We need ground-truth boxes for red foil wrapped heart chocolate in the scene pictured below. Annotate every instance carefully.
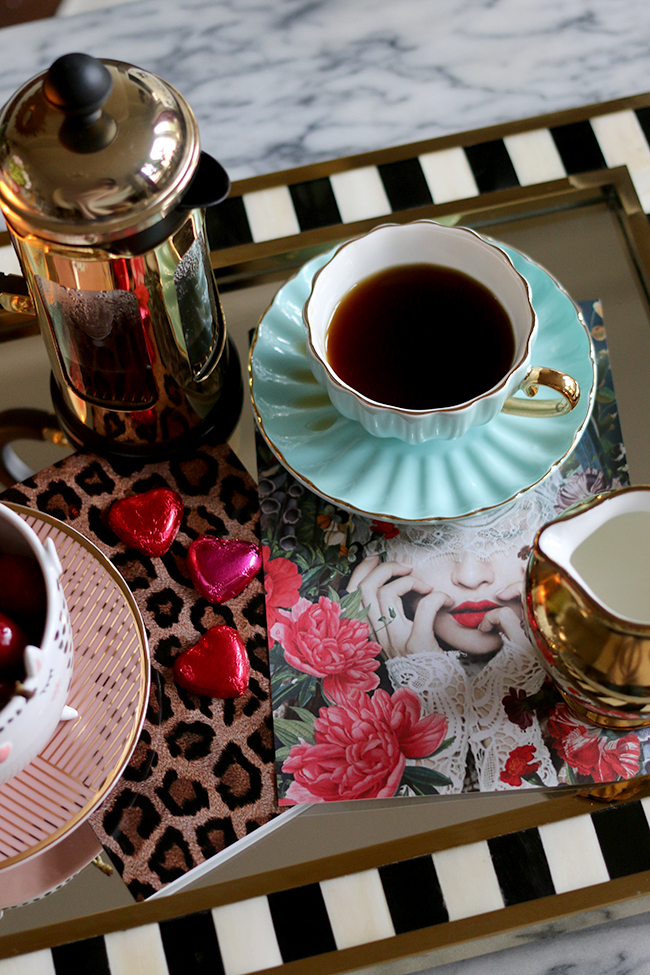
[108,487,184,556]
[173,625,250,698]
[187,536,262,603]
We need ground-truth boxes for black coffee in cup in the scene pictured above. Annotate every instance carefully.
[326,263,515,410]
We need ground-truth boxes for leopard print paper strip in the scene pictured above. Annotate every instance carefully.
[1,444,278,900]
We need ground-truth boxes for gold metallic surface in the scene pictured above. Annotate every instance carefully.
[0,59,199,246]
[502,365,581,416]
[91,856,114,877]
[578,774,650,803]
[10,208,230,451]
[0,292,33,315]
[525,486,650,728]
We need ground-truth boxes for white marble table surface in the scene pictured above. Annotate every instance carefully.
[2,0,650,183]
[3,1,650,973]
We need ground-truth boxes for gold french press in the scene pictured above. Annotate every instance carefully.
[0,52,241,461]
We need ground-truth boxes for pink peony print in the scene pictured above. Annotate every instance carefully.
[282,688,448,803]
[547,703,640,781]
[271,596,381,703]
[262,545,302,634]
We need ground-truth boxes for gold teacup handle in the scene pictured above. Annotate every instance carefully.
[502,366,580,417]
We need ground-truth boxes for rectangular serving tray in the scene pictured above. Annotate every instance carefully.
[3,92,650,975]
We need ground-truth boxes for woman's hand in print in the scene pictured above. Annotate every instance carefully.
[476,581,528,650]
[348,555,452,658]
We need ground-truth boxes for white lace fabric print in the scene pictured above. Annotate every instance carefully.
[385,651,470,793]
[385,639,557,793]
[469,637,558,791]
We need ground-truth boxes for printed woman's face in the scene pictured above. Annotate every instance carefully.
[413,548,526,655]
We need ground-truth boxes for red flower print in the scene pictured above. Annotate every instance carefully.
[271,596,381,703]
[370,520,399,539]
[262,545,302,634]
[499,745,540,787]
[282,688,448,803]
[502,687,534,729]
[547,703,640,781]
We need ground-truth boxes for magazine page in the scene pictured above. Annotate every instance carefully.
[259,302,642,803]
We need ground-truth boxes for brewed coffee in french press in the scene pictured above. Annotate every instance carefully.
[0,52,242,459]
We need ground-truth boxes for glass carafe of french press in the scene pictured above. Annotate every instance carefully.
[0,53,241,458]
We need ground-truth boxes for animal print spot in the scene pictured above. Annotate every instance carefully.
[214,743,262,810]
[189,600,234,635]
[242,695,260,718]
[174,681,215,718]
[105,455,146,479]
[222,690,261,728]
[148,826,195,883]
[220,474,258,525]
[248,676,268,703]
[101,789,161,855]
[147,670,175,725]
[169,451,220,497]
[248,633,271,677]
[103,413,127,439]
[0,487,31,506]
[166,719,215,761]
[196,816,238,860]
[242,590,267,629]
[122,729,158,782]
[194,505,228,535]
[74,461,115,496]
[147,588,184,628]
[36,481,82,521]
[155,769,209,816]
[131,473,174,494]
[154,634,183,668]
[88,504,123,546]
[111,549,157,591]
[247,715,275,764]
[160,540,193,590]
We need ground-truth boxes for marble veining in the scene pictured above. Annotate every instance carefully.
[424,908,650,974]
[0,0,649,182]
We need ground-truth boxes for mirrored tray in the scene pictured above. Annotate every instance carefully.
[3,93,650,974]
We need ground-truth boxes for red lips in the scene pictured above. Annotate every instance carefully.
[450,601,500,628]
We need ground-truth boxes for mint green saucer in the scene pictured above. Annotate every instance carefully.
[249,241,595,523]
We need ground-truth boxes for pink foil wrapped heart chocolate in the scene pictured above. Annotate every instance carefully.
[173,625,250,698]
[187,536,262,603]
[108,487,184,556]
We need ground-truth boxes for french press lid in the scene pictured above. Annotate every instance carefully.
[0,53,213,246]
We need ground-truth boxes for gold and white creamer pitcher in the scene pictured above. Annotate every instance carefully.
[525,485,650,728]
